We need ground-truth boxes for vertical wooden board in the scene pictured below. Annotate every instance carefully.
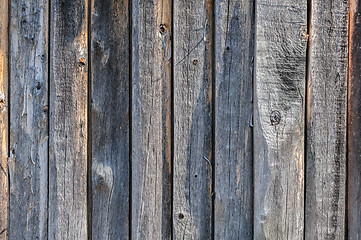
[305,0,348,239]
[9,0,48,239]
[214,0,254,239]
[90,0,130,239]
[48,0,88,239]
[173,0,213,239]
[0,0,8,238]
[132,0,172,239]
[348,1,361,239]
[254,1,307,239]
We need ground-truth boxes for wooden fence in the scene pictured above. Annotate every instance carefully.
[0,0,360,239]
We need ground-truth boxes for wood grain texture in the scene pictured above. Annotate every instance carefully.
[348,1,361,239]
[131,0,172,239]
[0,0,8,239]
[90,0,130,239]
[214,0,254,238]
[305,0,348,239]
[9,0,48,239]
[173,0,213,239]
[254,1,307,239]
[48,0,88,239]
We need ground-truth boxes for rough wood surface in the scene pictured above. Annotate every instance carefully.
[48,0,88,239]
[0,0,8,239]
[214,0,254,239]
[348,1,361,239]
[173,0,213,239]
[254,1,307,239]
[131,0,172,239]
[90,0,130,239]
[9,0,48,239]
[305,0,348,239]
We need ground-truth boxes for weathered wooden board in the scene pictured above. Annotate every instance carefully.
[214,0,254,239]
[90,0,130,239]
[9,0,48,239]
[0,0,8,239]
[131,0,172,239]
[254,1,307,239]
[173,0,213,239]
[305,0,348,239]
[48,0,88,239]
[348,1,361,239]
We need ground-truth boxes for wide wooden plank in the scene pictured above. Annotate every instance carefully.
[131,0,172,239]
[348,1,361,239]
[90,0,130,238]
[254,1,307,239]
[48,0,88,239]
[214,0,254,238]
[305,1,348,239]
[9,0,48,239]
[0,0,8,238]
[173,0,213,239]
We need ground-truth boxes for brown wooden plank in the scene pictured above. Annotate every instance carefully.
[173,0,213,238]
[8,0,48,239]
[214,0,254,238]
[131,0,172,238]
[348,1,361,239]
[254,1,307,239]
[48,0,88,238]
[0,0,8,238]
[90,0,130,238]
[305,0,348,239]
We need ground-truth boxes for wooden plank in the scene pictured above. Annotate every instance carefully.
[90,0,130,238]
[48,0,88,239]
[214,0,254,238]
[305,0,348,239]
[173,0,213,238]
[131,0,172,238]
[254,1,307,239]
[348,1,361,239]
[0,0,8,238]
[8,0,48,239]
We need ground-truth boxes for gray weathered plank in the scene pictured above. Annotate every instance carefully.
[9,0,48,239]
[214,0,254,238]
[254,1,307,239]
[131,0,172,239]
[173,0,213,238]
[0,0,8,238]
[90,0,130,238]
[48,0,88,239]
[305,0,348,239]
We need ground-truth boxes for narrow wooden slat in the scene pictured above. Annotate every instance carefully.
[348,1,361,239]
[173,0,213,238]
[254,1,307,239]
[0,0,8,238]
[90,0,130,238]
[9,0,48,239]
[305,0,348,239]
[214,0,254,238]
[131,0,172,238]
[48,0,88,238]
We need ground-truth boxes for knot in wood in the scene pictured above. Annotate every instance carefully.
[159,24,167,35]
[270,110,281,125]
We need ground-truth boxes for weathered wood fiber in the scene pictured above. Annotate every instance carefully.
[131,0,172,239]
[48,0,88,239]
[173,0,213,239]
[214,0,254,239]
[348,1,361,239]
[90,0,130,239]
[0,0,8,239]
[9,0,48,239]
[254,1,307,239]
[305,0,348,239]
